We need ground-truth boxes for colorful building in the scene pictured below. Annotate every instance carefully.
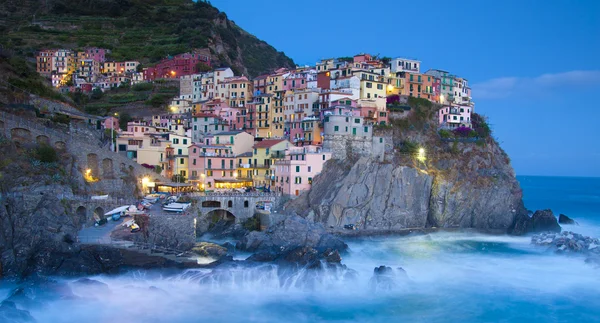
[273,145,332,196]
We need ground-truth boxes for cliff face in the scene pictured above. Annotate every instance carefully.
[287,100,527,234]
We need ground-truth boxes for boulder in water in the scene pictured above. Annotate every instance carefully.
[369,265,408,291]
[558,214,577,225]
[531,209,561,233]
[191,242,228,258]
[72,278,111,294]
[0,301,35,323]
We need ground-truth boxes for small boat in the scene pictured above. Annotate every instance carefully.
[104,206,129,217]
[162,202,191,212]
[130,223,140,233]
[112,213,121,221]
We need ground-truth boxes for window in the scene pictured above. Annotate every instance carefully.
[177,149,182,155]
[354,118,360,124]
[323,154,326,160]
[180,158,184,165]
[334,126,339,132]
[308,177,313,184]
[377,84,383,90]
[244,200,249,208]
[366,82,372,88]
[308,166,312,172]
[183,139,187,145]
[380,138,383,143]
[230,160,234,169]
[364,127,369,133]
[296,166,300,172]
[207,170,213,176]
[193,159,196,165]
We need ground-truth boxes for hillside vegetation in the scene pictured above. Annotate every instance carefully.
[0,0,295,77]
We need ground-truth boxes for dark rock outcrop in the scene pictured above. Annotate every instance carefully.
[531,210,561,233]
[559,214,577,225]
[509,209,561,235]
[369,266,409,291]
[191,242,228,259]
[237,215,347,253]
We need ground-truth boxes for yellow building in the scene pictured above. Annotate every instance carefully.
[270,90,286,138]
[224,76,253,108]
[250,139,291,187]
[255,93,274,138]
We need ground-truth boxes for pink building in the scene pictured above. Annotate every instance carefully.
[103,116,119,130]
[283,72,308,91]
[188,144,247,190]
[273,145,332,196]
[85,47,109,63]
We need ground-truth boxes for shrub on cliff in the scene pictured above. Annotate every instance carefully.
[472,113,491,138]
[35,144,58,163]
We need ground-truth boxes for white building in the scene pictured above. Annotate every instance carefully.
[390,58,420,74]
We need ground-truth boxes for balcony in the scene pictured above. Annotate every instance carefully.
[253,164,270,169]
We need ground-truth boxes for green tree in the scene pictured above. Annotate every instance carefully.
[35,144,58,163]
[118,112,132,130]
[154,165,162,174]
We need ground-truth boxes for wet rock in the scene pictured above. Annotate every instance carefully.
[369,265,407,291]
[558,214,577,225]
[72,278,110,294]
[246,251,279,262]
[0,301,35,323]
[532,231,600,255]
[283,247,321,269]
[237,215,347,253]
[322,248,342,263]
[191,242,228,258]
[531,210,561,233]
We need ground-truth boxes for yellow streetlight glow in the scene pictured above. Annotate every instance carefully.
[233,172,238,178]
[142,177,149,185]
[86,169,91,174]
[417,148,426,162]
[387,84,394,91]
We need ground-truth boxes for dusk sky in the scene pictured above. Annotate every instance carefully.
[211,0,600,177]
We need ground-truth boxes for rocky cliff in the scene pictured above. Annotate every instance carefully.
[288,99,529,234]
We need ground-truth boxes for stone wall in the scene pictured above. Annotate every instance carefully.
[142,213,196,250]
[323,134,384,162]
[1,112,169,198]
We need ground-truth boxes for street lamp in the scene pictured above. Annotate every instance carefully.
[417,148,426,162]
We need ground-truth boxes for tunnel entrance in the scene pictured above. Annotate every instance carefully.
[205,209,236,236]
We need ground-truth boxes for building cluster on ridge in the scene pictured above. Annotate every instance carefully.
[37,49,475,197]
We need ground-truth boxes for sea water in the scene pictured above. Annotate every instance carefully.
[2,176,600,323]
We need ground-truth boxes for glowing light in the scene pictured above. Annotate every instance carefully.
[387,84,394,91]
[233,172,238,178]
[86,169,91,175]
[142,177,149,185]
[417,148,426,162]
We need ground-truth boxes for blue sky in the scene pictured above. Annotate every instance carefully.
[211,0,600,177]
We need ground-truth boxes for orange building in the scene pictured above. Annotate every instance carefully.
[403,73,437,101]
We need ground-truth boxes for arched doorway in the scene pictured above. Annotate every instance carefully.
[93,206,105,221]
[205,209,236,234]
[76,206,87,228]
[102,158,114,178]
[87,153,99,177]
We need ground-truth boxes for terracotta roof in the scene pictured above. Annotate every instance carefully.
[253,139,286,149]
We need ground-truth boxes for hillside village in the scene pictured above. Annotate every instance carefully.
[35,49,475,197]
